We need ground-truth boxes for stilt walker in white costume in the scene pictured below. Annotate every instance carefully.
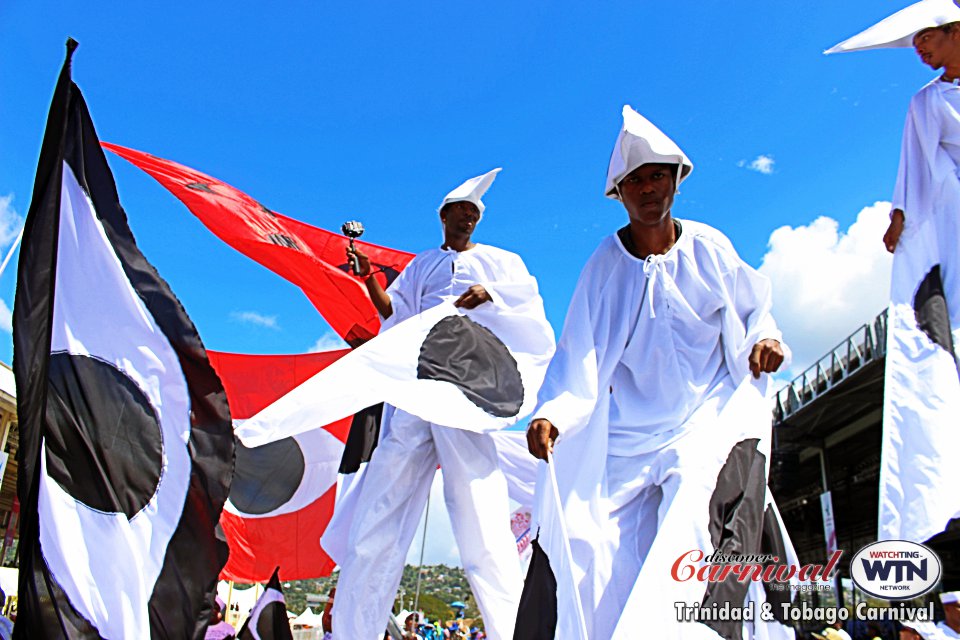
[526,106,790,639]
[332,169,550,640]
[826,0,960,544]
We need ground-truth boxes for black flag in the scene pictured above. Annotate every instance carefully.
[13,40,234,638]
[237,567,293,640]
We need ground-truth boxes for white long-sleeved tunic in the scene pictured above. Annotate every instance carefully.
[879,77,960,544]
[382,243,543,327]
[533,219,785,456]
[894,78,960,222]
[530,219,789,639]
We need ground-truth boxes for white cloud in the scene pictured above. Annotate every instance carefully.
[230,310,279,330]
[0,195,23,248]
[738,154,776,175]
[308,331,348,352]
[759,201,893,377]
[0,299,11,334]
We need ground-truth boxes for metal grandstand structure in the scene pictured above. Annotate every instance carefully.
[774,309,887,425]
[769,306,959,590]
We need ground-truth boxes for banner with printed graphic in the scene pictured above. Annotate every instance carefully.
[103,142,414,346]
[14,41,233,638]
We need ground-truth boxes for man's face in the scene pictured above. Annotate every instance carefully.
[944,602,960,628]
[618,163,677,226]
[440,201,481,237]
[899,627,923,640]
[913,26,960,69]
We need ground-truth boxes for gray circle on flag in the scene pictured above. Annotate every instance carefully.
[231,437,305,515]
[44,353,163,519]
[416,315,523,418]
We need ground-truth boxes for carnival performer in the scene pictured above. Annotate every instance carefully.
[526,106,789,639]
[826,0,960,543]
[331,169,553,640]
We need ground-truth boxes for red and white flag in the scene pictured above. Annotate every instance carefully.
[103,142,414,345]
[209,350,351,582]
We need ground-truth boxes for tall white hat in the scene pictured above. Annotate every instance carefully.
[438,168,502,215]
[605,105,693,201]
[825,0,960,54]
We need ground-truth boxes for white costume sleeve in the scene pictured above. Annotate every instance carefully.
[892,81,960,230]
[891,91,932,226]
[477,251,541,310]
[891,105,912,215]
[530,271,602,437]
[472,250,553,350]
[707,231,791,383]
[531,241,632,439]
[381,253,423,330]
[466,248,556,382]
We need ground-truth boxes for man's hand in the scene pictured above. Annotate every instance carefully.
[884,209,905,253]
[346,245,372,277]
[748,339,784,379]
[454,285,492,309]
[527,418,559,461]
[349,246,393,318]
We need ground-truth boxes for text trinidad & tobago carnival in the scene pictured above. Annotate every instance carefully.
[670,549,936,625]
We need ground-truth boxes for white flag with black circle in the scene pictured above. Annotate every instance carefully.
[236,300,555,447]
[13,41,234,638]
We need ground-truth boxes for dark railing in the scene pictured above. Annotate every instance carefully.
[774,309,887,424]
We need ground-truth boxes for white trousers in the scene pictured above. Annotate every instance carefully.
[331,409,522,640]
[596,426,768,639]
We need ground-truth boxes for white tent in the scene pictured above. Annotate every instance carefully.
[0,567,17,598]
[217,581,260,615]
[292,607,324,628]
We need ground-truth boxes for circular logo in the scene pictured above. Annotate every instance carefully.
[850,540,941,600]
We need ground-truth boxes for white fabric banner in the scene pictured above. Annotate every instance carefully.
[881,217,960,541]
[880,80,960,542]
[237,301,554,447]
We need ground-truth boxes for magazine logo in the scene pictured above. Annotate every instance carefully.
[850,541,941,600]
[670,549,843,583]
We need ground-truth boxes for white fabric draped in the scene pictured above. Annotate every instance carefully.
[882,79,960,542]
[531,221,791,639]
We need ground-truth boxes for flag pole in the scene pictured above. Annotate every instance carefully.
[0,225,24,281]
[413,484,432,613]
[227,580,234,624]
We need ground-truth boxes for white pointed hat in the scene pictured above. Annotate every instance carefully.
[439,168,501,214]
[825,0,960,54]
[605,105,693,200]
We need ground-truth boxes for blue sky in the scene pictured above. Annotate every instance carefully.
[0,1,930,565]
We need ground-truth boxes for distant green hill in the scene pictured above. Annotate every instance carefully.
[274,564,483,631]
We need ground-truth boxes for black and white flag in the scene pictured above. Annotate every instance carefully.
[236,301,555,447]
[236,568,293,640]
[881,214,960,542]
[13,40,234,638]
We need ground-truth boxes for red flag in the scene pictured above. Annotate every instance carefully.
[102,143,414,345]
[208,350,351,582]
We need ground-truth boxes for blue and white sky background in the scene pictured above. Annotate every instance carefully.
[0,1,927,566]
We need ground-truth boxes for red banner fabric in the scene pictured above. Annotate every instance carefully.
[209,350,351,583]
[103,143,414,345]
